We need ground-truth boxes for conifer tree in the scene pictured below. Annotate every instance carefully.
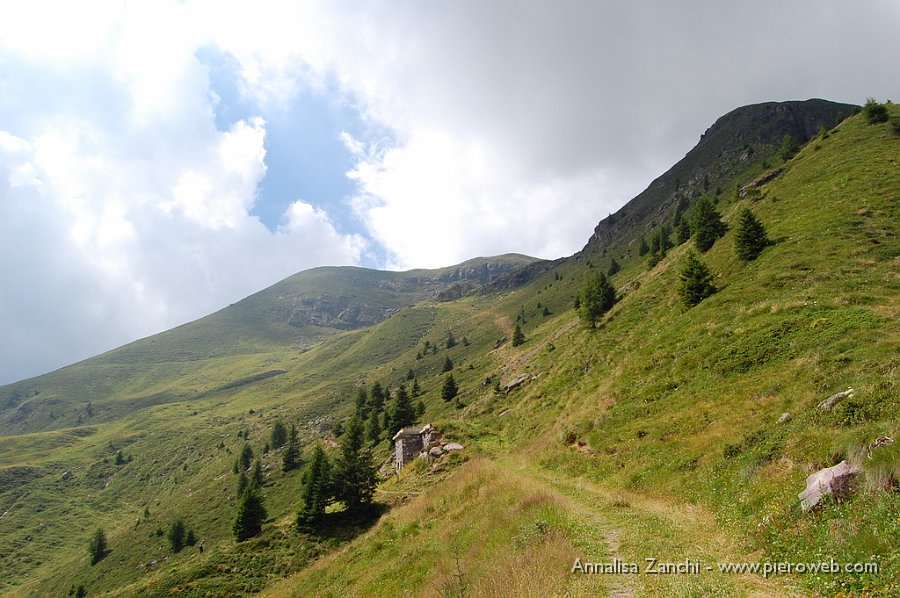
[638,236,649,256]
[446,331,457,348]
[734,208,771,261]
[369,382,385,412]
[297,445,332,530]
[690,196,728,252]
[233,484,266,541]
[237,470,248,494]
[270,420,288,449]
[779,134,799,161]
[252,459,264,487]
[390,385,415,432]
[678,252,716,307]
[334,415,377,513]
[442,356,454,373]
[607,258,621,276]
[512,324,526,347]
[354,387,369,419]
[168,519,186,553]
[441,374,458,402]
[416,400,426,419]
[365,410,381,444]
[411,377,421,397]
[88,527,108,565]
[578,273,616,328]
[677,216,691,244]
[282,424,300,472]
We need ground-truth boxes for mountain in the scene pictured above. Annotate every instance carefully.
[1,100,897,597]
[582,99,856,257]
[0,254,539,435]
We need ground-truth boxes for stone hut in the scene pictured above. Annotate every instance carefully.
[393,424,433,470]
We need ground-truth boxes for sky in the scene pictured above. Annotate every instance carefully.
[1,0,898,384]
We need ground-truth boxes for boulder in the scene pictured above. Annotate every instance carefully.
[504,374,530,394]
[818,388,854,411]
[799,460,861,512]
[61,470,72,481]
[429,446,444,457]
[444,442,464,452]
[777,412,792,425]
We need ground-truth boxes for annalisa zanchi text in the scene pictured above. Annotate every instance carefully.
[571,558,879,578]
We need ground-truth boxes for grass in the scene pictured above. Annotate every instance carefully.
[1,106,897,596]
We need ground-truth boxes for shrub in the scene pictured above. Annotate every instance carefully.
[691,196,728,252]
[168,520,186,553]
[578,273,616,328]
[734,208,771,261]
[88,527,108,565]
[863,98,889,124]
[677,252,715,307]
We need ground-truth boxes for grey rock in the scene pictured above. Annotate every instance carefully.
[429,446,443,457]
[818,388,854,411]
[444,442,464,452]
[504,374,530,394]
[799,460,860,512]
[777,413,792,425]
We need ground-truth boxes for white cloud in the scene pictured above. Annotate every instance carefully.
[1,0,899,382]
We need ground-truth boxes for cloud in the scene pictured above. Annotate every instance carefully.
[284,1,900,268]
[2,0,899,382]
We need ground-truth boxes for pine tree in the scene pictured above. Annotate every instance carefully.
[390,385,415,433]
[416,400,426,419]
[334,415,377,513]
[168,519,186,553]
[691,196,727,252]
[512,324,525,347]
[405,368,415,381]
[607,258,620,276]
[354,386,369,419]
[441,374,458,402]
[779,134,800,161]
[411,377,421,397]
[578,273,616,328]
[282,424,300,472]
[445,331,457,348]
[233,484,266,541]
[237,471,248,495]
[185,528,197,547]
[734,208,770,261]
[677,216,691,244]
[442,356,454,373]
[297,445,332,530]
[365,410,381,444]
[252,459,264,487]
[369,382,385,412]
[88,527,108,565]
[638,236,649,256]
[678,252,716,307]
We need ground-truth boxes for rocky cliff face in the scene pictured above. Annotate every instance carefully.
[582,99,857,254]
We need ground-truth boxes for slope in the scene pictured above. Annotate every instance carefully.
[0,254,539,435]
[2,101,897,597]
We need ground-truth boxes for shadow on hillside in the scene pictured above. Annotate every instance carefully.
[305,503,390,541]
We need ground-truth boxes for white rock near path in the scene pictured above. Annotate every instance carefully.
[798,460,861,512]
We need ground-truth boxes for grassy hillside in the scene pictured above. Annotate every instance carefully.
[1,102,897,597]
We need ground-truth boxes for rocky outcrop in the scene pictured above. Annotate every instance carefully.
[799,460,861,512]
[818,388,854,411]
